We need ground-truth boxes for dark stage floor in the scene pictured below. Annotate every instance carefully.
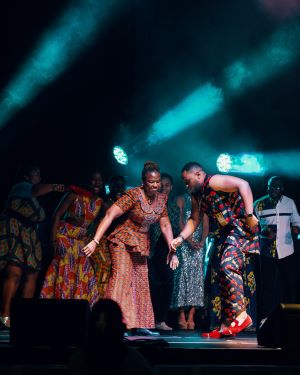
[0,329,300,374]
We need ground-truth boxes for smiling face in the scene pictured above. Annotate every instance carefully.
[89,172,103,195]
[143,171,161,197]
[160,176,173,196]
[181,169,204,194]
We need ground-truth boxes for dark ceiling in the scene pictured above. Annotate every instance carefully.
[1,0,300,203]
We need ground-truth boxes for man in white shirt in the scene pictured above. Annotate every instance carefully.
[254,176,300,320]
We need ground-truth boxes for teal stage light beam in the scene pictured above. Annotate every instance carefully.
[146,83,224,146]
[216,153,266,175]
[139,19,300,150]
[0,0,124,129]
[263,150,300,177]
[224,20,300,94]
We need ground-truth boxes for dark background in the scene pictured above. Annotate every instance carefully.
[0,0,300,210]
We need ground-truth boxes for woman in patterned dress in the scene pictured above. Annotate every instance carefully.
[0,164,64,328]
[40,170,103,306]
[83,162,177,335]
[171,193,209,330]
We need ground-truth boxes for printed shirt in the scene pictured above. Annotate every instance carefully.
[107,187,168,256]
[197,174,259,254]
[254,195,300,259]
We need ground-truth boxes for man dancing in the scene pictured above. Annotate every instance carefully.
[171,162,259,338]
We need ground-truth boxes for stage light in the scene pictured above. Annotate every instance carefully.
[146,83,224,146]
[216,153,232,173]
[113,146,128,165]
[0,0,124,129]
[216,153,265,175]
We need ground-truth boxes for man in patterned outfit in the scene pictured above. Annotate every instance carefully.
[171,162,259,338]
[254,176,300,321]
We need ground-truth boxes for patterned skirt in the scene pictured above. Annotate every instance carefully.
[0,217,42,272]
[40,234,99,306]
[90,237,111,298]
[105,240,154,329]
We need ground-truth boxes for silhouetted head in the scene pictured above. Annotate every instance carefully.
[88,299,126,345]
[159,173,173,196]
[267,176,284,201]
[108,175,126,200]
[17,163,41,185]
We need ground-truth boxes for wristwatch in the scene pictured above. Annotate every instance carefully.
[247,213,253,217]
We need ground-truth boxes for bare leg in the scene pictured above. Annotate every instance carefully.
[178,308,187,329]
[22,271,39,298]
[187,306,196,329]
[0,264,23,327]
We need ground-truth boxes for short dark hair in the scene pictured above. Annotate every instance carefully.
[267,176,283,187]
[16,163,40,181]
[181,162,203,173]
[161,172,173,185]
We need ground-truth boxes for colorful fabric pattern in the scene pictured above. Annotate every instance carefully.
[0,187,45,272]
[105,240,154,329]
[105,187,169,328]
[197,174,259,325]
[108,187,168,256]
[40,194,102,306]
[90,236,111,298]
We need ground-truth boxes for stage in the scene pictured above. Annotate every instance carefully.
[1,328,299,374]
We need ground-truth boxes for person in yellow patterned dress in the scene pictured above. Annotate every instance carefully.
[40,170,103,306]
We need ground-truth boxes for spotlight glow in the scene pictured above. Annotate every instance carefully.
[216,153,265,175]
[113,146,128,165]
[0,0,124,128]
[147,83,224,146]
[216,153,232,173]
[224,20,300,94]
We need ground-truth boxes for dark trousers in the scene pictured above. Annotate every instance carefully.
[259,254,297,320]
[148,236,174,323]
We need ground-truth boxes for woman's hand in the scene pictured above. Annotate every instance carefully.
[82,240,97,257]
[167,252,179,270]
[170,237,183,251]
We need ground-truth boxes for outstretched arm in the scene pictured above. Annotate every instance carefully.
[83,204,124,257]
[171,194,200,251]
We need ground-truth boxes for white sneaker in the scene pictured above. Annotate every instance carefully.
[155,322,173,331]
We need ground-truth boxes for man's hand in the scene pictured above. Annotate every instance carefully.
[246,215,259,228]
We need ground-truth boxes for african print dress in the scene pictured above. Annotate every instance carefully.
[0,182,45,272]
[199,175,260,328]
[105,187,168,329]
[40,193,102,306]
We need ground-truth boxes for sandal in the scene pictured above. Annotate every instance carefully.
[0,316,10,329]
